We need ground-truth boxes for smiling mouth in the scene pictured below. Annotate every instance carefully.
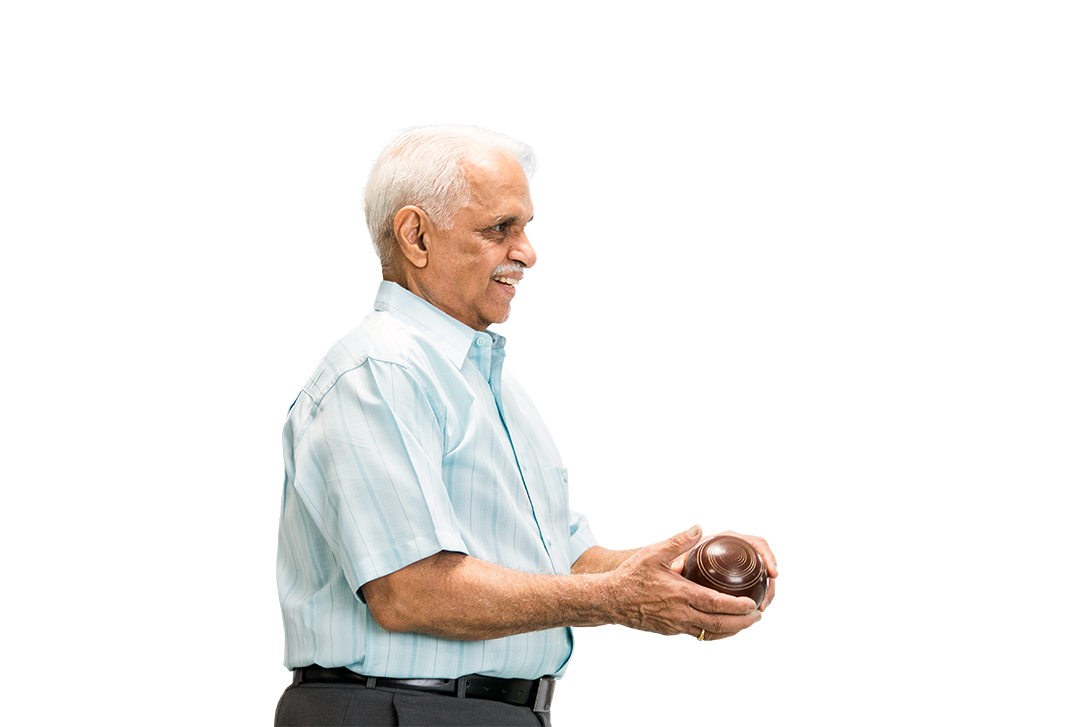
[492,276,519,287]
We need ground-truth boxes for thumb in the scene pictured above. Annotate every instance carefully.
[661,524,702,562]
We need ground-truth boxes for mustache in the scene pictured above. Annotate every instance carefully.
[491,263,525,277]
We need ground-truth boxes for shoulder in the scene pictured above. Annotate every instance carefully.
[343,310,406,359]
[302,312,410,399]
[288,311,456,428]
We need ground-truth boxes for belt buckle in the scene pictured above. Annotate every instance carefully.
[532,676,555,713]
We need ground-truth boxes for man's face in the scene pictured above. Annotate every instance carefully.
[421,150,536,331]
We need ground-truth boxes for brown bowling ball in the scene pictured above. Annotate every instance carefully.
[682,535,768,606]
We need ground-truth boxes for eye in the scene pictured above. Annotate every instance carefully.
[490,222,509,234]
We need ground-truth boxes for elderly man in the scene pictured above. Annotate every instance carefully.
[275,125,777,726]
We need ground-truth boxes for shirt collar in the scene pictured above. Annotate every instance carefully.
[374,281,504,366]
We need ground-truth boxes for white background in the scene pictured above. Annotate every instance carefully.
[4,2,1085,723]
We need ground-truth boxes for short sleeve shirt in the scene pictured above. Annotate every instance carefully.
[277,281,596,679]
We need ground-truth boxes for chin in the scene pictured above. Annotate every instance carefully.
[483,307,511,327]
[473,311,510,331]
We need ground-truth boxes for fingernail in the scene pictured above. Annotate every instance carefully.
[685,524,701,538]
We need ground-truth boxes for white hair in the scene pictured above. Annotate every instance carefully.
[363,125,537,270]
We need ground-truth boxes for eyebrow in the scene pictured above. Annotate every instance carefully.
[487,214,534,227]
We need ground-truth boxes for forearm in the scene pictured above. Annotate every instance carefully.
[570,545,639,574]
[361,528,765,643]
[362,551,617,640]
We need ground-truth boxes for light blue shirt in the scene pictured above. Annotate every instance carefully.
[277,281,597,679]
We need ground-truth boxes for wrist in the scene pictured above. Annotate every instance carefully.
[578,570,623,627]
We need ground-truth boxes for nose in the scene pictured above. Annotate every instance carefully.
[510,230,536,269]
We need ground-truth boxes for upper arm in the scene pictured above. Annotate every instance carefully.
[291,360,466,594]
[361,553,473,632]
[358,551,464,632]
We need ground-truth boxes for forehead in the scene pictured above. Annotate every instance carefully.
[460,150,534,220]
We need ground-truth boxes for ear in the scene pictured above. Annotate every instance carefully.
[393,206,431,269]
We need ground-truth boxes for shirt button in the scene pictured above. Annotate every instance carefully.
[475,337,489,347]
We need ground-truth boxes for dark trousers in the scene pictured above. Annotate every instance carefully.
[274,681,551,727]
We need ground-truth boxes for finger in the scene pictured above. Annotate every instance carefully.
[688,587,758,616]
[747,535,778,579]
[693,611,763,640]
[657,525,703,565]
[758,584,776,610]
[669,552,689,574]
[690,624,723,641]
[759,574,776,611]
[736,531,780,575]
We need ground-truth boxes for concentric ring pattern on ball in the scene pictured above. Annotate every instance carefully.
[681,535,768,606]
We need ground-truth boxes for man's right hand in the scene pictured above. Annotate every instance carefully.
[603,526,764,642]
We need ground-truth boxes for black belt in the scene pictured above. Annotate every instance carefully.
[292,665,555,713]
